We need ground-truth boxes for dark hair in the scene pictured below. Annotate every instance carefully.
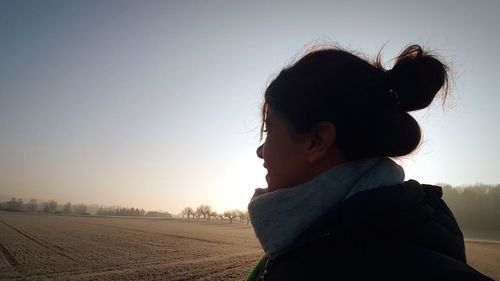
[261,44,449,160]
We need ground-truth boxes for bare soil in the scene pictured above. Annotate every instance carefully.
[465,239,500,280]
[0,213,497,280]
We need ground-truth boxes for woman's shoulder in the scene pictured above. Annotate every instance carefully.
[254,229,492,281]
[333,180,467,261]
[290,180,463,257]
[250,180,494,280]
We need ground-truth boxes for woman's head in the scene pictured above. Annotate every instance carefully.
[257,44,449,191]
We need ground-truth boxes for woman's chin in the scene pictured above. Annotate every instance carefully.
[267,182,280,193]
[265,175,277,191]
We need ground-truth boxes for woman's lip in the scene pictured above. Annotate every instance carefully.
[263,163,268,169]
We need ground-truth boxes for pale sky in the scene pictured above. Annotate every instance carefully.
[1,0,499,214]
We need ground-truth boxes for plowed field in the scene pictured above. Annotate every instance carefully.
[0,213,497,280]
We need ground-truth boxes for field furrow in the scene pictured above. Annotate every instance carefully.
[78,221,234,245]
[25,249,262,280]
[0,219,77,262]
[0,234,19,267]
[0,212,497,281]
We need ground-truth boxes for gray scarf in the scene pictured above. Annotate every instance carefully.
[248,157,405,259]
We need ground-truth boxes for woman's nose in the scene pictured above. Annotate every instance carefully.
[256,144,263,159]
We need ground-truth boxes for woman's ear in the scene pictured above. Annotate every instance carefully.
[307,122,337,163]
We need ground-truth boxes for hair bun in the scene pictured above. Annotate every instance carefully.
[389,45,448,111]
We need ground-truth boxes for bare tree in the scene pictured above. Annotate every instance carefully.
[3,197,24,212]
[209,211,218,221]
[217,213,225,223]
[195,204,212,219]
[236,210,247,222]
[25,199,38,212]
[200,205,213,220]
[245,210,250,225]
[43,200,58,213]
[62,202,72,214]
[181,206,195,219]
[73,203,88,215]
[223,210,238,224]
[236,210,249,224]
[195,206,203,219]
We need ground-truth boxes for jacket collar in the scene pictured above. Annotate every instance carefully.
[248,157,405,259]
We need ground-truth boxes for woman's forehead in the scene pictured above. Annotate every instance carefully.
[266,109,290,128]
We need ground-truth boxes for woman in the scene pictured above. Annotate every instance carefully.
[247,44,493,281]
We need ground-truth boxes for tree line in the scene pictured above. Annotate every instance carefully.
[180,204,250,224]
[2,183,498,230]
[0,198,90,215]
[94,206,171,218]
[0,198,172,218]
[441,183,500,231]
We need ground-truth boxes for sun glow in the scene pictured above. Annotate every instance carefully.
[215,150,267,212]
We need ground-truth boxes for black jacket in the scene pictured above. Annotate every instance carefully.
[250,180,493,281]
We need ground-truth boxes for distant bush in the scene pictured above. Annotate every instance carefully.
[95,207,142,216]
[441,183,500,230]
[0,198,24,212]
[145,211,173,218]
[0,198,90,216]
